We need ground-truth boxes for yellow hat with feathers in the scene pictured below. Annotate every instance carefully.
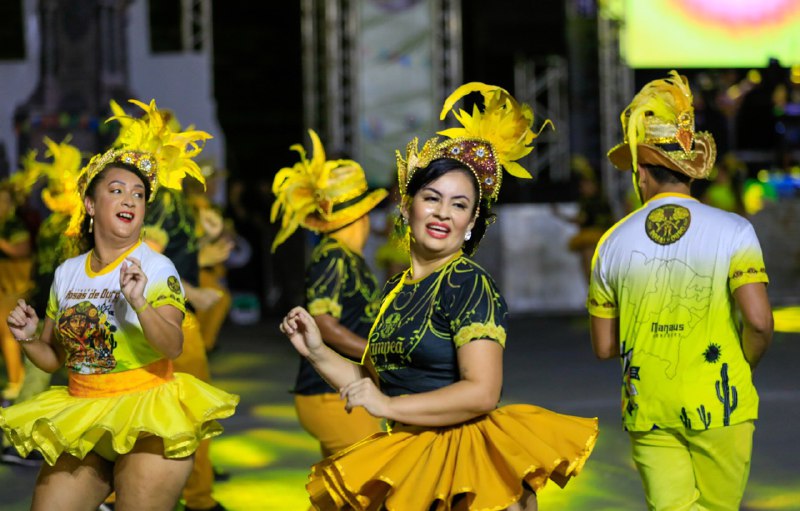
[608,70,716,179]
[270,129,387,252]
[398,82,552,205]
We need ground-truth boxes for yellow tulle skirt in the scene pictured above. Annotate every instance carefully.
[0,360,238,465]
[307,404,599,511]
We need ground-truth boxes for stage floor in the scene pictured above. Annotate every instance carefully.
[2,315,799,510]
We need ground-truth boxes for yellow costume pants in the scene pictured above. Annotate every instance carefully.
[0,311,24,394]
[294,393,382,458]
[629,421,754,511]
[196,265,231,352]
[0,259,33,398]
[173,311,216,509]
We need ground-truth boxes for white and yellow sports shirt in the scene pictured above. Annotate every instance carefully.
[588,193,768,432]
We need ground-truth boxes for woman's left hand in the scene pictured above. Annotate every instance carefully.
[120,256,148,310]
[340,377,391,418]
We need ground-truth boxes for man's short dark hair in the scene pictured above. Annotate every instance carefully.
[642,164,692,185]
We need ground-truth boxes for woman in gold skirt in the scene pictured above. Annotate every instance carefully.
[281,83,598,511]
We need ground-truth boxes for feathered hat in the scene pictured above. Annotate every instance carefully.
[397,82,551,205]
[39,137,84,216]
[67,99,212,235]
[270,129,387,252]
[0,149,45,206]
[607,70,716,179]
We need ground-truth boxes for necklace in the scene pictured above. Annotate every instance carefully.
[91,250,108,266]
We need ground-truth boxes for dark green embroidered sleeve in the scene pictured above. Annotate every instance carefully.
[443,260,508,348]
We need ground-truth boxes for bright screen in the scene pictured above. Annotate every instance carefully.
[623,0,800,68]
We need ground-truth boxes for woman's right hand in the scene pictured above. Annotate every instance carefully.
[7,299,39,341]
[280,306,324,358]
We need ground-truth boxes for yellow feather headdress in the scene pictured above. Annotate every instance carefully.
[67,99,213,235]
[40,137,84,216]
[397,82,552,204]
[270,129,386,252]
[608,70,716,179]
[1,149,45,205]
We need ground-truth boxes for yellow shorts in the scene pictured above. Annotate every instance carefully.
[629,421,755,511]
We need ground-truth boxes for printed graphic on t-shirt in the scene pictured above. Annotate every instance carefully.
[622,251,712,378]
[645,204,691,245]
[56,298,118,374]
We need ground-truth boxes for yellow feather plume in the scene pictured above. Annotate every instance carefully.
[40,137,84,217]
[623,70,694,172]
[3,149,45,204]
[437,82,552,179]
[270,129,341,252]
[107,98,212,192]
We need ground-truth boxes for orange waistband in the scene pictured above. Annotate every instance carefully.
[68,359,174,398]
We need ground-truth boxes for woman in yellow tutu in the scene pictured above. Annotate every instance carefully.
[0,101,238,511]
[280,83,598,511]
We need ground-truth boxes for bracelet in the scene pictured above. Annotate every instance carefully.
[134,301,150,314]
[15,336,38,343]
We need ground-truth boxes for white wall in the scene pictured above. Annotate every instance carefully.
[0,0,40,170]
[0,0,225,174]
[473,204,588,313]
[125,0,225,169]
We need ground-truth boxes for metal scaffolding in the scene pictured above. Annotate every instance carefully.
[301,0,461,159]
[598,6,633,216]
[514,56,570,183]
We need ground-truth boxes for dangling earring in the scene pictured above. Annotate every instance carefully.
[464,230,472,241]
[89,217,94,233]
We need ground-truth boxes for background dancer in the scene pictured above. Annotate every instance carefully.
[271,129,385,463]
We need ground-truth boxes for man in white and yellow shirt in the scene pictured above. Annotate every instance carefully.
[588,71,773,511]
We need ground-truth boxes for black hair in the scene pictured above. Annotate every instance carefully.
[81,162,152,248]
[405,158,494,256]
[642,163,692,185]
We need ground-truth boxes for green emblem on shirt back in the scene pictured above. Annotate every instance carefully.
[645,204,691,245]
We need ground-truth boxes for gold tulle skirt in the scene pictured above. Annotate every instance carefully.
[307,404,599,511]
[0,360,238,464]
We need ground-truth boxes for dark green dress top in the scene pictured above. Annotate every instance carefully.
[368,254,507,397]
[294,236,380,395]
